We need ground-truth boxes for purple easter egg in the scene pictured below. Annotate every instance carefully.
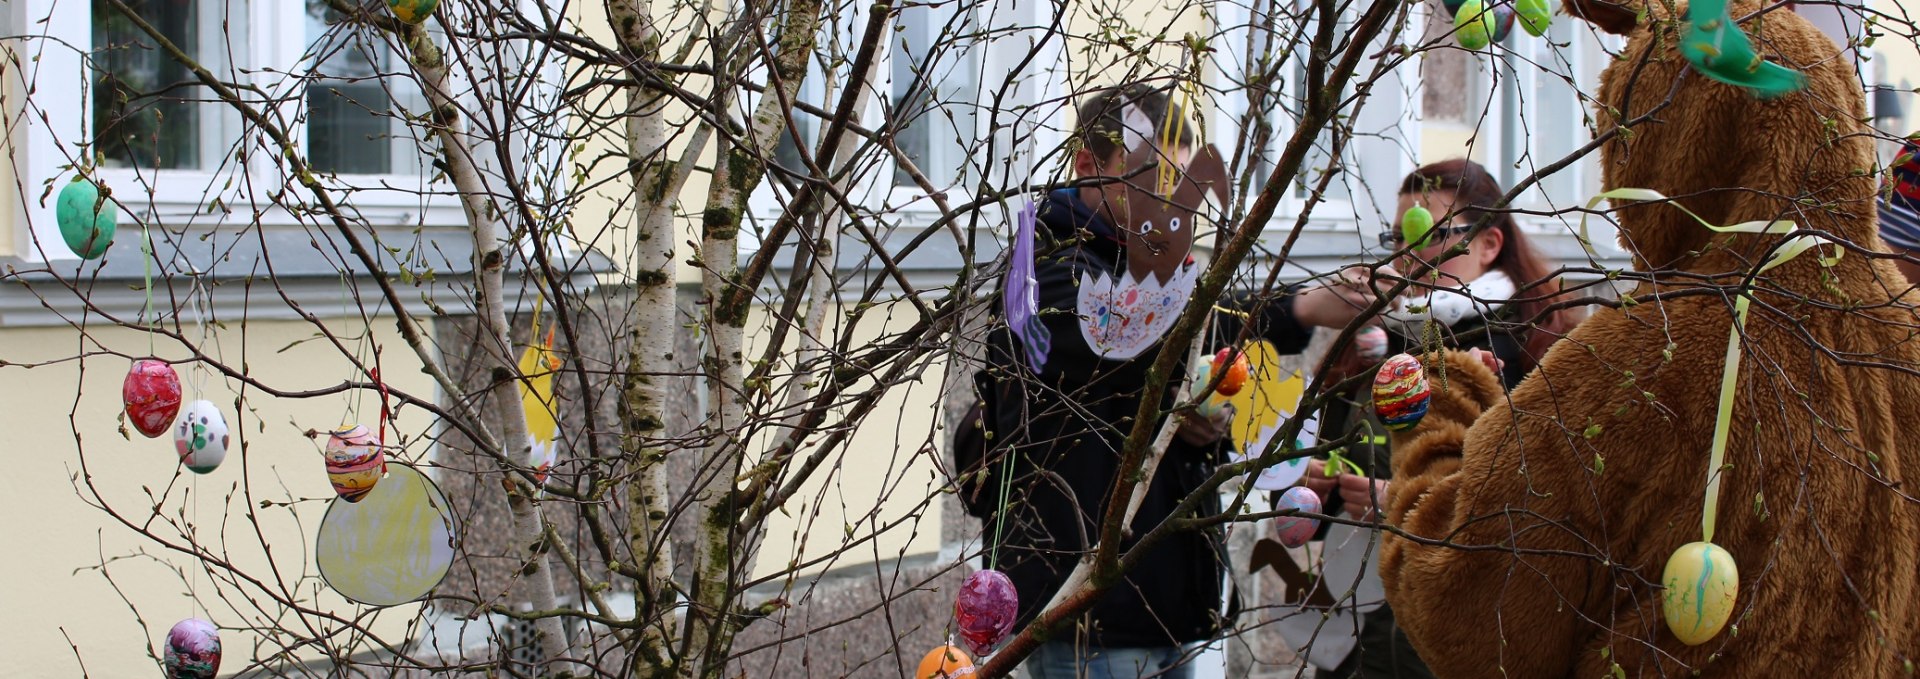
[1274,486,1323,548]
[955,569,1018,656]
[163,618,220,679]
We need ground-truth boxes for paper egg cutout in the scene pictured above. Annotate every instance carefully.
[124,359,182,439]
[1212,347,1251,397]
[316,463,457,606]
[163,618,220,679]
[1454,0,1497,50]
[1515,0,1551,36]
[1661,541,1738,646]
[324,424,385,502]
[173,400,230,474]
[386,0,438,24]
[1372,354,1431,432]
[1274,486,1323,548]
[1355,326,1389,362]
[955,569,1018,656]
[916,644,976,679]
[55,177,117,259]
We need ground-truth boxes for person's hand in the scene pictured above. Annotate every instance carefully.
[1466,347,1504,377]
[1302,459,1338,499]
[1294,265,1400,329]
[1177,404,1235,447]
[1337,473,1390,521]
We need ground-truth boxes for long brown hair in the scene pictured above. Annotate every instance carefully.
[1398,159,1579,370]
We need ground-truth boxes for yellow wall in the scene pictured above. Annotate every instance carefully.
[1,318,436,676]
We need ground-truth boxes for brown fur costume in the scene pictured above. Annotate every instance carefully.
[1377,1,1920,676]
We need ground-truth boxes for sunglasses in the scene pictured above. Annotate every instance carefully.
[1377,223,1474,249]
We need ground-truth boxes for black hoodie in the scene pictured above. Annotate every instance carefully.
[972,188,1316,648]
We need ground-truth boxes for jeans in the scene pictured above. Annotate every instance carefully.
[1022,641,1196,679]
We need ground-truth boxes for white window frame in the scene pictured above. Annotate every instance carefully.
[300,1,436,183]
[14,0,489,261]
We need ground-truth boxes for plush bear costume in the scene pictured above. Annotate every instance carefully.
[1378,1,1920,677]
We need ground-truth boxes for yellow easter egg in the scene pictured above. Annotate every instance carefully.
[1660,541,1738,646]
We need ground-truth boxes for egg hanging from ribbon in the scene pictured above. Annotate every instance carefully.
[386,0,438,24]
[1189,362,1227,418]
[1274,486,1323,548]
[1515,0,1552,36]
[173,400,230,474]
[55,176,117,259]
[1661,541,1739,646]
[954,569,1018,657]
[323,424,385,502]
[1372,354,1431,432]
[124,359,182,439]
[163,618,220,679]
[916,644,976,679]
[1211,347,1251,397]
[1491,4,1516,42]
[1355,326,1389,362]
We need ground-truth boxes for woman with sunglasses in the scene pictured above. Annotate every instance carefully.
[1293,158,1581,679]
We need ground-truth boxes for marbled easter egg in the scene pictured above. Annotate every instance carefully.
[955,569,1018,657]
[163,618,220,679]
[1372,353,1431,432]
[56,177,116,259]
[173,400,230,474]
[324,424,385,502]
[124,359,182,439]
[1454,0,1498,50]
[1355,326,1389,362]
[1274,486,1323,548]
[1661,541,1738,646]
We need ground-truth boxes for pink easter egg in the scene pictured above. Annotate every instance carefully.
[163,618,220,679]
[323,424,385,502]
[124,359,182,438]
[955,569,1019,656]
[1274,486,1323,548]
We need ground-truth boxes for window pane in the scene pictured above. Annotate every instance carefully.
[891,4,976,189]
[92,0,202,170]
[307,1,417,175]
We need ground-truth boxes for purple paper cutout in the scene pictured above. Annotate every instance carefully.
[1005,200,1050,372]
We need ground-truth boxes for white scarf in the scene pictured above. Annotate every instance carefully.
[1378,269,1514,337]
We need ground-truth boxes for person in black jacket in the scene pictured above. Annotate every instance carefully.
[1303,158,1582,679]
[969,82,1393,679]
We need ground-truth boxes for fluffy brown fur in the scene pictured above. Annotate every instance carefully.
[1377,1,1920,676]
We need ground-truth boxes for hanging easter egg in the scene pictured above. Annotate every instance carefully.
[386,0,438,24]
[1454,0,1498,50]
[1212,347,1251,397]
[1274,486,1323,549]
[916,644,976,679]
[163,618,220,679]
[1189,362,1226,418]
[55,176,117,259]
[955,569,1018,657]
[1355,326,1389,362]
[1372,354,1431,432]
[173,400,230,474]
[1491,5,1516,42]
[1661,541,1739,646]
[124,359,182,439]
[1515,0,1552,37]
[323,424,385,502]
[316,463,457,606]
[1399,204,1435,247]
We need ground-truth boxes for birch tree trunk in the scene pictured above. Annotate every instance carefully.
[385,21,577,672]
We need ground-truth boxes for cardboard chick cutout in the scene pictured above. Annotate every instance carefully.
[518,325,561,487]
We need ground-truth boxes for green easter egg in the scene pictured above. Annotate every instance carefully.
[387,0,438,24]
[1454,0,1497,50]
[55,177,116,259]
[1399,204,1435,246]
[1660,541,1738,646]
[1516,0,1552,37]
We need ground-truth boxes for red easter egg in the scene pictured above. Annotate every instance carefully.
[955,569,1018,656]
[1212,348,1251,397]
[124,359,182,438]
